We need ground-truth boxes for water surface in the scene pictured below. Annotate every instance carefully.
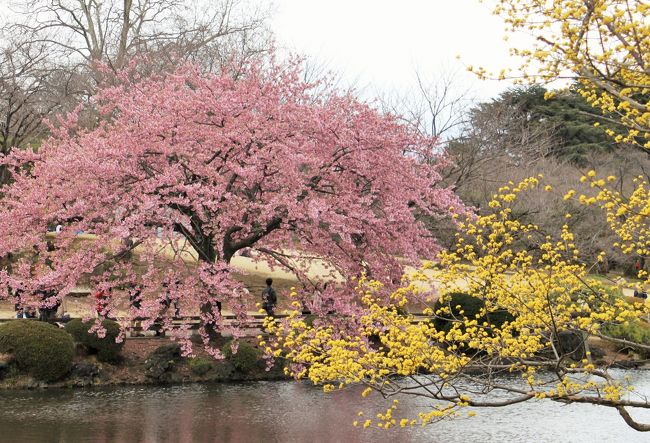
[1,372,650,442]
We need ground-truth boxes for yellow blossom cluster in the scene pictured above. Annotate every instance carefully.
[265,176,650,429]
[482,0,650,148]
[570,171,650,284]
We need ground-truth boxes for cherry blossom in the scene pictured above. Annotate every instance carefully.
[0,59,462,355]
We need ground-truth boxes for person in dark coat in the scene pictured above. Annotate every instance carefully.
[261,278,277,317]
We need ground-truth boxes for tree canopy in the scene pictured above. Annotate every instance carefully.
[477,85,623,163]
[0,60,461,355]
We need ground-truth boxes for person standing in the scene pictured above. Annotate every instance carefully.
[161,278,181,318]
[261,278,277,317]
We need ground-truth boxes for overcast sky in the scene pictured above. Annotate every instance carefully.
[270,0,521,104]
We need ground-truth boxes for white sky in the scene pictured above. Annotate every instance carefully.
[270,0,521,104]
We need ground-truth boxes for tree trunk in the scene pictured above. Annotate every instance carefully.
[0,164,11,188]
[198,243,222,343]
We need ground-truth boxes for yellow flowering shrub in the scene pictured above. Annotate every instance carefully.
[267,176,650,431]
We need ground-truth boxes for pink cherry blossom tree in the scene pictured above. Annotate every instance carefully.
[0,59,462,355]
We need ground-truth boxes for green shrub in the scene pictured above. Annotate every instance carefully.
[0,320,74,382]
[222,340,262,372]
[65,319,124,362]
[485,309,516,330]
[189,357,214,376]
[433,292,515,334]
[602,321,650,348]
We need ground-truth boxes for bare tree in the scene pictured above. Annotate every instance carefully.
[2,0,271,70]
[0,38,77,185]
[443,95,555,195]
[382,67,474,147]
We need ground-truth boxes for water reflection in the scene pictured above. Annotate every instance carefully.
[1,373,650,442]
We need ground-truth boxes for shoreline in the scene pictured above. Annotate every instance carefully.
[3,333,650,391]
[2,357,649,393]
[0,335,289,391]
[0,366,290,391]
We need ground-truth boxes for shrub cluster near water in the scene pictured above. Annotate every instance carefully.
[0,320,74,382]
[189,357,214,376]
[602,321,650,357]
[65,319,124,362]
[222,340,263,372]
[433,292,515,334]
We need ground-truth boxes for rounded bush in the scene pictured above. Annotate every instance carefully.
[433,292,485,333]
[222,340,262,372]
[0,320,74,382]
[433,292,514,334]
[485,309,516,330]
[65,319,124,362]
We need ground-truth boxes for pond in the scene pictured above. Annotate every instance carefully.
[1,371,650,442]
